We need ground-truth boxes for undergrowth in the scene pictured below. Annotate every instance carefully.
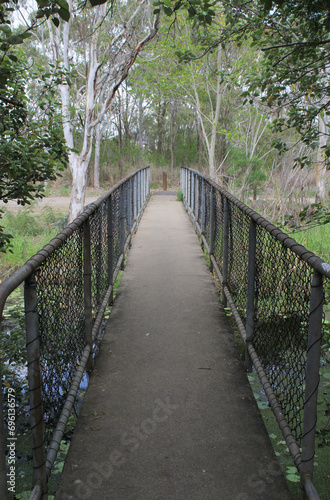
[0,206,67,281]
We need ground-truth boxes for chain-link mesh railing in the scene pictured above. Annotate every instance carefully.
[181,167,327,500]
[0,167,150,499]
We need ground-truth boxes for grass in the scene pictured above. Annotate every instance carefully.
[289,223,330,264]
[0,206,67,281]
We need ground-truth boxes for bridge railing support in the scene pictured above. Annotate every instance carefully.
[180,166,327,500]
[25,274,47,499]
[0,167,150,500]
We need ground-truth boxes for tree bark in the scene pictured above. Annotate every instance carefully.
[94,121,102,189]
[47,1,159,222]
[315,112,328,205]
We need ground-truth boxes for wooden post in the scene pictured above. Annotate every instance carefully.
[163,172,167,191]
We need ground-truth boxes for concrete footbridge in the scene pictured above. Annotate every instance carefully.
[0,167,327,499]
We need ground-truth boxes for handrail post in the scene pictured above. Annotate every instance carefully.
[133,174,137,223]
[127,178,132,235]
[245,220,257,372]
[300,270,323,499]
[188,171,191,210]
[209,185,215,272]
[83,219,93,371]
[137,171,141,214]
[120,183,125,268]
[107,195,114,304]
[25,274,47,499]
[192,173,195,215]
[147,166,150,198]
[201,178,206,234]
[222,198,229,307]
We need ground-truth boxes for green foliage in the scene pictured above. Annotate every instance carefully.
[177,189,183,201]
[282,204,330,234]
[161,0,330,158]
[226,146,267,194]
[0,5,68,252]
[0,206,67,276]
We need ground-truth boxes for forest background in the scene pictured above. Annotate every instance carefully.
[0,0,329,263]
[0,2,329,498]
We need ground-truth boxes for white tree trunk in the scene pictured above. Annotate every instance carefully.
[94,122,102,189]
[315,112,328,205]
[69,152,92,221]
[47,1,159,223]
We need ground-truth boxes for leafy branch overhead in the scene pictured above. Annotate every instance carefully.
[156,0,330,153]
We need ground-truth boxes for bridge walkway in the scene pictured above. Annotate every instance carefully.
[55,194,292,500]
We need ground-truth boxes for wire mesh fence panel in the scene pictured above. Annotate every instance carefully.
[90,201,108,317]
[111,187,121,274]
[226,200,250,320]
[213,190,225,271]
[253,227,312,444]
[35,228,85,444]
[197,176,203,229]
[180,167,328,497]
[0,167,150,499]
[204,182,211,248]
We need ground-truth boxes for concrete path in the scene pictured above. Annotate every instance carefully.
[55,195,292,500]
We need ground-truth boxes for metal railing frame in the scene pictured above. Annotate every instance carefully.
[181,166,327,500]
[0,167,150,500]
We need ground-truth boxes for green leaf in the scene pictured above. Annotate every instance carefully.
[59,7,70,22]
[7,35,24,45]
[58,0,69,9]
[37,0,50,7]
[286,474,300,483]
[52,17,60,28]
[89,0,108,6]
[0,24,11,35]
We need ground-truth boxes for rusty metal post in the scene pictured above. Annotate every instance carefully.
[107,195,114,304]
[300,270,323,499]
[245,220,257,372]
[83,219,93,371]
[222,197,229,307]
[24,274,47,499]
[209,185,215,272]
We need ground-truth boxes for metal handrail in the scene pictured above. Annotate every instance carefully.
[181,166,325,500]
[0,166,150,499]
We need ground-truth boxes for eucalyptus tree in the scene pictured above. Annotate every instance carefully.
[45,0,159,221]
[159,0,330,202]
[0,1,69,252]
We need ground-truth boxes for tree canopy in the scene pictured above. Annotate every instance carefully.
[160,0,330,155]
